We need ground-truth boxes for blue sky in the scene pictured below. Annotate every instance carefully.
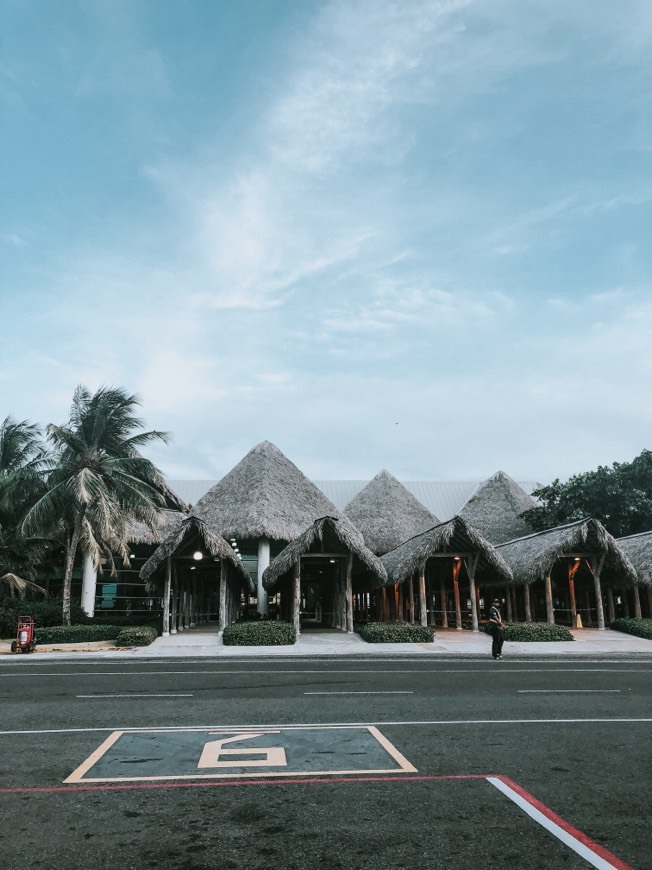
[2,0,651,484]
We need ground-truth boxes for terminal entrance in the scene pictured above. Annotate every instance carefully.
[299,557,339,628]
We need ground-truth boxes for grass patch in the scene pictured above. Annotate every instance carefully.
[222,620,296,646]
[356,622,434,643]
[610,617,652,640]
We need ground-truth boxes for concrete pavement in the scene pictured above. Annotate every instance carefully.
[5,624,650,658]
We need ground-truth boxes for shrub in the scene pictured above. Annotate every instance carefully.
[610,618,652,641]
[35,624,122,643]
[115,625,159,647]
[222,620,296,646]
[356,622,435,643]
[0,599,90,636]
[481,621,574,642]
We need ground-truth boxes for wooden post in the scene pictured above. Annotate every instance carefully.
[621,590,630,618]
[523,584,532,622]
[505,586,513,622]
[633,585,642,619]
[467,555,479,633]
[218,562,227,632]
[397,583,404,622]
[440,578,448,628]
[606,588,615,624]
[345,554,353,633]
[647,587,652,619]
[591,555,606,630]
[293,559,301,636]
[162,557,172,637]
[408,575,415,624]
[545,575,555,624]
[171,561,178,634]
[453,560,462,630]
[419,567,427,627]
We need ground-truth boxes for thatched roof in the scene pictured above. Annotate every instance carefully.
[380,515,513,586]
[126,510,186,545]
[343,469,440,555]
[139,516,253,591]
[496,518,638,587]
[262,516,387,591]
[616,531,652,587]
[459,470,537,544]
[191,441,363,544]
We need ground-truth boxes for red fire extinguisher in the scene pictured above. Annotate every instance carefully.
[11,615,37,654]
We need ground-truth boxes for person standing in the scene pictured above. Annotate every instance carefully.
[488,598,505,659]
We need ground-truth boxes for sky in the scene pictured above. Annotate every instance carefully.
[1,0,651,485]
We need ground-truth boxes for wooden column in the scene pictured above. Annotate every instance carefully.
[621,590,630,618]
[647,587,652,619]
[453,560,462,630]
[591,555,606,630]
[397,583,404,622]
[345,554,353,633]
[162,557,172,637]
[440,578,448,628]
[569,578,577,627]
[606,588,616,624]
[467,555,479,633]
[419,567,427,627]
[293,559,301,636]
[170,561,178,633]
[408,575,415,624]
[524,584,532,623]
[505,586,513,622]
[218,562,227,632]
[633,585,642,619]
[545,575,555,624]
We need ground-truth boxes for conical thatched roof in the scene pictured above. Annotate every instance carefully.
[380,515,512,586]
[262,516,387,591]
[616,531,652,587]
[126,510,186,545]
[343,469,440,555]
[459,471,537,544]
[496,518,637,587]
[140,516,253,591]
[192,441,363,543]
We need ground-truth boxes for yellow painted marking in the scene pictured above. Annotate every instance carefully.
[198,733,287,769]
[64,730,123,784]
[367,726,418,773]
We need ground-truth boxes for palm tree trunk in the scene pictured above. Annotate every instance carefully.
[62,508,85,626]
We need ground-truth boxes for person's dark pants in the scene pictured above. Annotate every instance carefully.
[490,625,504,658]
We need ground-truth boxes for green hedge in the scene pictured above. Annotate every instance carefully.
[115,625,159,647]
[356,622,435,643]
[222,620,296,646]
[610,618,652,641]
[482,621,574,642]
[35,624,122,643]
[0,599,90,636]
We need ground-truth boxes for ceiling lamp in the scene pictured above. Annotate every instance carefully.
[193,551,203,561]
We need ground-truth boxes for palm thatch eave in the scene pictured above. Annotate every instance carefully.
[615,530,652,587]
[262,516,387,591]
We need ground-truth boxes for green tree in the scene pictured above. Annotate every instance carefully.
[22,386,174,624]
[0,417,51,596]
[522,450,652,537]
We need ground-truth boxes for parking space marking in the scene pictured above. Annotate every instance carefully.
[304,691,413,695]
[489,776,633,870]
[63,725,418,784]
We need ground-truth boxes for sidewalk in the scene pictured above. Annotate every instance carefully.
[3,625,650,658]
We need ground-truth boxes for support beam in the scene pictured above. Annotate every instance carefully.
[218,562,227,632]
[257,539,270,616]
[607,588,616,624]
[466,555,479,633]
[633,585,642,619]
[170,561,178,634]
[345,554,353,633]
[524,584,532,623]
[440,579,448,628]
[545,575,554,624]
[162,557,172,637]
[419,567,427,627]
[591,554,606,630]
[80,552,97,618]
[452,560,462,630]
[293,559,301,636]
[408,575,415,624]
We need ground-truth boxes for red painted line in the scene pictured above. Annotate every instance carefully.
[0,772,494,795]
[495,775,634,870]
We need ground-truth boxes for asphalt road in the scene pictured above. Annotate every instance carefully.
[1,655,651,870]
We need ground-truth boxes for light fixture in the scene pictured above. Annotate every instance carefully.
[454,556,461,562]
[193,551,203,561]
[190,566,196,571]
[329,559,336,563]
[129,554,136,560]
[574,557,581,562]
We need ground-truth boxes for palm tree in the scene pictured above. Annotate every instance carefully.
[0,417,51,596]
[22,386,176,624]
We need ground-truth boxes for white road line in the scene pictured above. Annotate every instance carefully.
[0,668,649,677]
[517,690,621,693]
[487,777,622,869]
[76,694,193,698]
[305,691,414,695]
[1,717,650,737]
